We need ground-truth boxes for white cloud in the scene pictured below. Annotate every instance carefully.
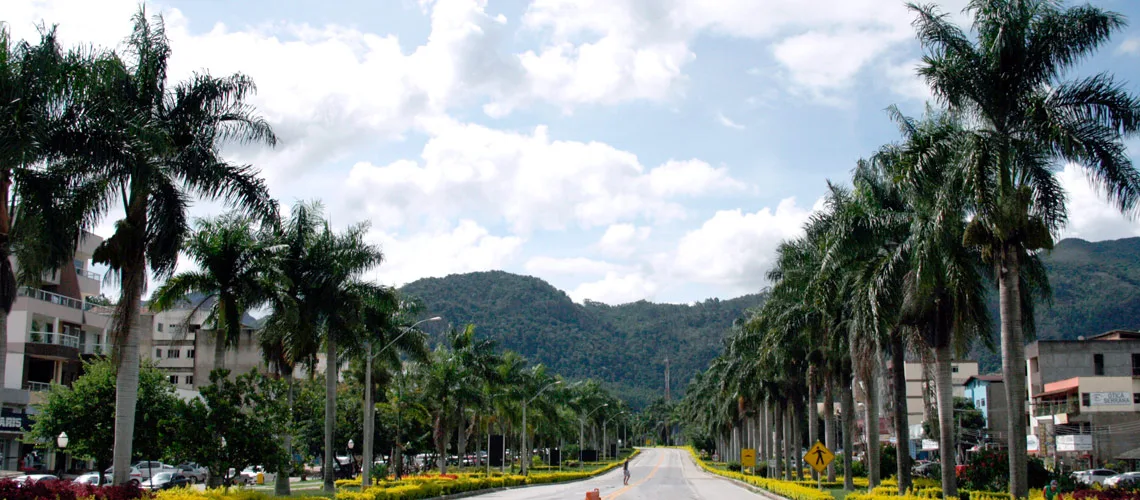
[369,220,525,286]
[671,197,821,291]
[1058,163,1140,241]
[883,59,932,103]
[524,257,624,276]
[1118,37,1140,55]
[772,29,907,103]
[717,112,746,130]
[568,271,659,304]
[344,121,745,232]
[595,224,652,258]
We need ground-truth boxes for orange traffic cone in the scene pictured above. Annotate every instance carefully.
[585,488,601,500]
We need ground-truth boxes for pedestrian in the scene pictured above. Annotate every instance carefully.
[623,458,631,485]
[1044,480,1060,500]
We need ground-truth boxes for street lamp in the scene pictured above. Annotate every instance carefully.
[56,432,68,475]
[580,404,608,471]
[363,316,442,487]
[603,412,627,460]
[521,380,562,475]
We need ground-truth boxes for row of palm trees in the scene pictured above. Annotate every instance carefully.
[681,1,1140,499]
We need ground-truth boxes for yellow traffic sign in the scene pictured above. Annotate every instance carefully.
[803,441,834,474]
[741,448,756,468]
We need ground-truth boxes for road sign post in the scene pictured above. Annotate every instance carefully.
[803,441,834,490]
[741,448,756,474]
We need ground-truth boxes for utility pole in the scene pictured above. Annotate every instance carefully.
[664,357,671,402]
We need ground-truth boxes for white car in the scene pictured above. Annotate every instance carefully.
[101,466,145,485]
[1074,469,1117,486]
[132,461,177,480]
[239,465,275,485]
[1105,472,1140,488]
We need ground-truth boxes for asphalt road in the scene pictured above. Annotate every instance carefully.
[468,447,767,500]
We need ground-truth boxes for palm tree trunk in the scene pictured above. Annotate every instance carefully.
[999,250,1028,499]
[111,252,146,485]
[783,403,792,480]
[933,344,958,497]
[773,402,784,479]
[457,411,467,471]
[808,378,818,481]
[865,363,881,488]
[322,335,337,493]
[0,307,7,389]
[214,332,227,373]
[825,381,836,482]
[792,403,801,480]
[275,372,295,496]
[890,332,912,494]
[842,376,855,491]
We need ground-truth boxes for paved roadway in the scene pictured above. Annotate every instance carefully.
[469,447,767,500]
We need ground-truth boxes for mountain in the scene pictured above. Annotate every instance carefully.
[970,236,1140,372]
[400,238,1140,407]
[399,271,765,408]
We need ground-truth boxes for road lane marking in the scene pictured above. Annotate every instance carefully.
[603,451,667,500]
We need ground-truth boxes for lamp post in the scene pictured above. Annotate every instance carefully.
[580,404,608,471]
[56,432,68,475]
[603,412,627,461]
[521,380,562,475]
[363,316,441,487]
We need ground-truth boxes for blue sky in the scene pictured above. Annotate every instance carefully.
[6,0,1140,304]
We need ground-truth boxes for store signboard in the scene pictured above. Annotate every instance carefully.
[1089,392,1131,406]
[1056,435,1093,452]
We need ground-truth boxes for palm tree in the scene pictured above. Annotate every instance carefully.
[150,213,281,373]
[0,25,110,389]
[77,8,277,485]
[420,346,480,474]
[448,324,501,471]
[908,2,1140,495]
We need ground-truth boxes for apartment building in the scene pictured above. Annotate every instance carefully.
[902,360,979,426]
[963,374,1007,429]
[1027,331,1140,468]
[0,231,111,470]
[139,294,266,391]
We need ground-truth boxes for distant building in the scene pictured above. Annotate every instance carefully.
[902,360,979,426]
[963,375,1006,429]
[1027,331,1140,468]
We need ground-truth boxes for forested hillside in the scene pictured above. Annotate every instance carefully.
[399,271,764,408]
[401,238,1140,407]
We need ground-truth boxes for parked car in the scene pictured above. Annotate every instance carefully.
[141,471,192,491]
[239,465,276,485]
[12,474,58,484]
[912,461,941,478]
[176,463,207,483]
[100,467,144,485]
[132,461,177,479]
[1073,469,1118,486]
[1105,472,1140,488]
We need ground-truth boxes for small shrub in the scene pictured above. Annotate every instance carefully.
[728,462,742,472]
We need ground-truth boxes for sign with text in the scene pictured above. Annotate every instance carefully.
[0,410,29,433]
[1090,392,1132,406]
[803,441,834,474]
[741,448,756,468]
[1057,435,1093,452]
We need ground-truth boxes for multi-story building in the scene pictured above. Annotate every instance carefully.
[963,374,1007,429]
[0,231,111,470]
[140,294,265,391]
[1027,331,1140,468]
[902,360,979,426]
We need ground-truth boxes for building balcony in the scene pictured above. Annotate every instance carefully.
[27,331,80,349]
[1033,400,1080,417]
[23,381,52,392]
[19,287,94,311]
[80,343,111,356]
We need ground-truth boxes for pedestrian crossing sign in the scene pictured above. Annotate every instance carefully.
[804,441,834,474]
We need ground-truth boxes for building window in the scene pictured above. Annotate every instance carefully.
[187,349,195,359]
[952,366,959,373]
[1133,353,1140,376]
[168,349,180,359]
[980,398,986,407]
[1094,354,1104,375]
[1082,393,1091,407]
[185,375,193,386]
[169,375,178,384]
[155,348,162,358]
[157,323,163,333]
[1134,393,1140,404]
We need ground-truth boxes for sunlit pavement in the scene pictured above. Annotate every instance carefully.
[468,447,766,500]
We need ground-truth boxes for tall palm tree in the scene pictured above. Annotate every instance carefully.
[421,346,480,474]
[908,2,1140,495]
[150,213,281,373]
[448,324,501,470]
[78,9,277,485]
[0,25,109,389]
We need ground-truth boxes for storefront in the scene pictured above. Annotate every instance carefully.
[0,407,32,471]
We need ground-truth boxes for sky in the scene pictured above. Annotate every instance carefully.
[5,0,1140,305]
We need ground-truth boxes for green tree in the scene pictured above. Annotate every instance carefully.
[150,213,282,372]
[78,8,277,484]
[909,1,1140,496]
[27,358,180,484]
[172,369,287,487]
